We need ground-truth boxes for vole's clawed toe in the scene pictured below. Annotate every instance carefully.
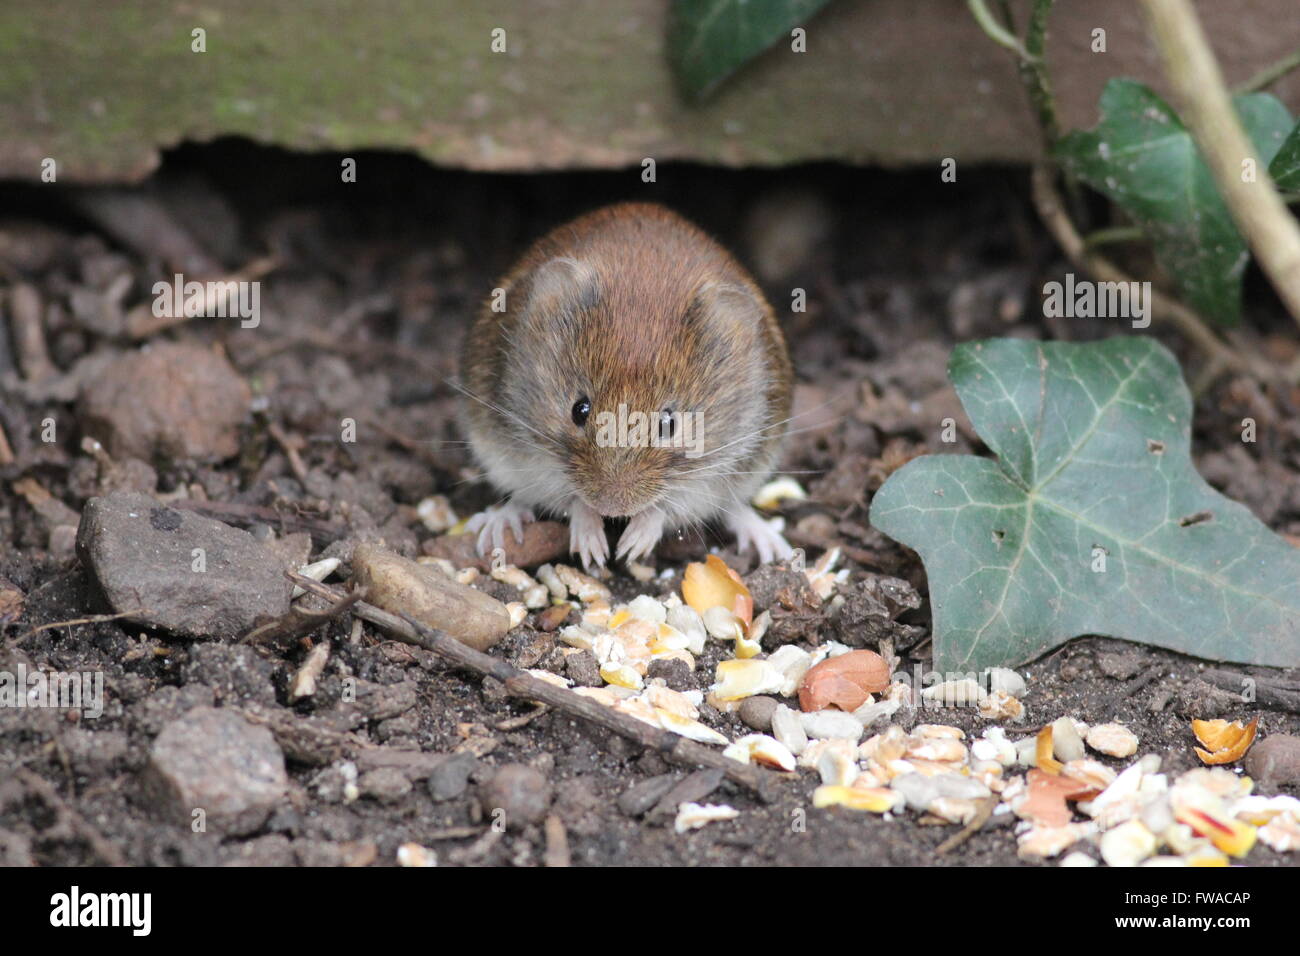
[466,501,536,556]
[728,506,793,565]
[568,498,609,570]
[616,506,666,564]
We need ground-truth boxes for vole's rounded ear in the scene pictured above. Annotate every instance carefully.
[525,257,601,319]
[689,280,765,344]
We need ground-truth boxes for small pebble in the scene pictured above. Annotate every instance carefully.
[143,707,288,835]
[359,767,412,804]
[1244,735,1300,788]
[481,764,553,829]
[428,753,478,802]
[739,695,779,732]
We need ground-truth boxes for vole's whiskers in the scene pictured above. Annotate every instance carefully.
[693,393,844,463]
[448,380,564,454]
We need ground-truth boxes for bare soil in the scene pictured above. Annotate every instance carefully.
[1,142,1298,866]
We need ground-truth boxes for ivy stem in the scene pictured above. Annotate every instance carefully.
[1017,0,1059,144]
[967,0,1036,63]
[1082,225,1145,248]
[1141,0,1300,334]
[1234,46,1300,95]
[1029,165,1251,379]
[973,0,1254,380]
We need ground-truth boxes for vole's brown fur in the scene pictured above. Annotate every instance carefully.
[460,202,793,567]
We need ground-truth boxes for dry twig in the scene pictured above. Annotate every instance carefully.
[289,572,777,800]
[935,794,999,855]
[241,586,360,646]
[14,610,146,641]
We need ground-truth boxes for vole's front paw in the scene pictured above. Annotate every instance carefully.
[466,501,536,556]
[616,506,665,564]
[728,506,793,564]
[568,499,609,570]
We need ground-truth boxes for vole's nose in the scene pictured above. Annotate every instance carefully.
[582,455,658,517]
[589,481,646,517]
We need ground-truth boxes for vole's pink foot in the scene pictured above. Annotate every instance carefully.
[616,506,666,564]
[728,506,793,564]
[569,499,609,570]
[466,501,536,556]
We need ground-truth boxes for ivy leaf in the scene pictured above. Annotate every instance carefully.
[1056,79,1293,326]
[869,337,1300,673]
[668,0,835,102]
[1269,120,1300,192]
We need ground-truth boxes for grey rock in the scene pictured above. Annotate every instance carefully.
[358,767,412,803]
[143,706,288,836]
[480,763,552,829]
[428,753,478,801]
[76,492,293,639]
[617,774,680,817]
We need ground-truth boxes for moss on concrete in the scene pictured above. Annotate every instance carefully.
[1,0,1296,182]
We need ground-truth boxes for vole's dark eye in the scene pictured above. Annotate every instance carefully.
[571,397,591,427]
[659,408,676,439]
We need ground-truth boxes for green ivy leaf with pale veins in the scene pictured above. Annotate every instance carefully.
[668,0,835,102]
[1269,120,1300,192]
[1056,79,1293,326]
[870,337,1300,673]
